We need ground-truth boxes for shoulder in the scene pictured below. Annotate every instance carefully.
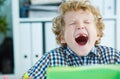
[45,46,68,66]
[39,46,67,61]
[95,45,120,58]
[95,45,120,53]
[95,45,120,63]
[46,46,67,58]
[27,47,67,78]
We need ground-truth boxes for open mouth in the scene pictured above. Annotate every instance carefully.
[75,34,88,46]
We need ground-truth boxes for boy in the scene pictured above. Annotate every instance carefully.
[23,0,120,79]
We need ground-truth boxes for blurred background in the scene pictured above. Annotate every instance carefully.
[0,0,120,78]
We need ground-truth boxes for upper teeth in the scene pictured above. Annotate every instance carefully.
[75,34,87,38]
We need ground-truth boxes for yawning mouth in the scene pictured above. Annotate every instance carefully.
[75,34,88,45]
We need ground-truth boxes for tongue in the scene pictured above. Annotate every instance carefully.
[75,35,88,45]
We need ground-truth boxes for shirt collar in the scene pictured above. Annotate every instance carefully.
[90,46,96,54]
[65,46,76,56]
[87,46,98,57]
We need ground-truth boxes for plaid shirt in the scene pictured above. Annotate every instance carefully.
[27,45,120,79]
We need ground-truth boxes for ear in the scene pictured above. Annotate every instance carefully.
[60,36,66,43]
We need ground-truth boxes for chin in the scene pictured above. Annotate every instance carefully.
[75,45,92,56]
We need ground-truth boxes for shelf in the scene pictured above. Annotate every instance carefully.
[19,15,117,23]
[19,17,53,23]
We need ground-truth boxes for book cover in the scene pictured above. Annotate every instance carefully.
[47,65,120,79]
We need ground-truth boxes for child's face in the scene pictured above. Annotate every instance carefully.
[61,10,99,56]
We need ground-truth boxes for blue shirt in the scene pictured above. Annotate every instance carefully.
[26,45,120,79]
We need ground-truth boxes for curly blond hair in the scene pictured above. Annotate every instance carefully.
[52,0,104,46]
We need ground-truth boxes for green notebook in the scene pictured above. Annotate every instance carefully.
[47,65,120,79]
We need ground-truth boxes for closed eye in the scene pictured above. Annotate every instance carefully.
[69,22,76,25]
[84,21,91,24]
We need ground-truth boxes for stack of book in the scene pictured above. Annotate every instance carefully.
[29,4,59,18]
[30,0,62,5]
[28,0,63,18]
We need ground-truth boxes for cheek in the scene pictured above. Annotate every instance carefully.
[65,26,74,34]
[90,25,98,34]
[92,29,99,40]
[88,26,98,38]
[64,28,74,39]
[60,29,71,43]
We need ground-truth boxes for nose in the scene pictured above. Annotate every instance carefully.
[77,23,85,30]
